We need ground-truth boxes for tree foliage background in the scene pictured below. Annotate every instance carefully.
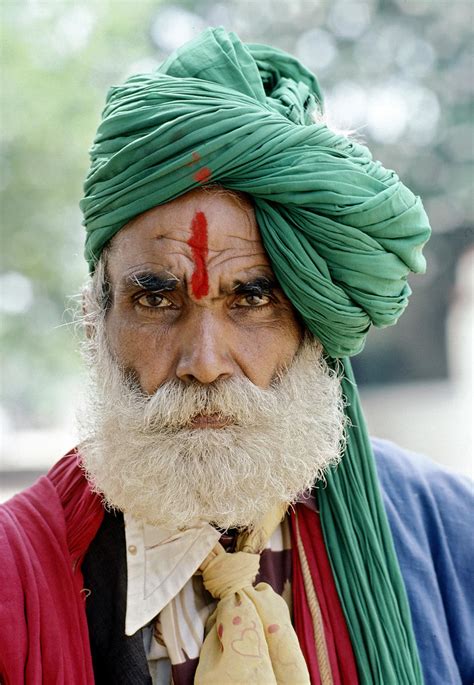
[1,0,473,433]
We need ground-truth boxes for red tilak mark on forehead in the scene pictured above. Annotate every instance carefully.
[193,167,212,184]
[187,211,209,299]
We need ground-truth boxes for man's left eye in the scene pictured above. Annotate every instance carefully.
[236,293,271,307]
[136,292,173,308]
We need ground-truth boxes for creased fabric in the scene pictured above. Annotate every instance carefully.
[291,505,359,685]
[0,451,103,684]
[124,514,220,637]
[196,504,310,685]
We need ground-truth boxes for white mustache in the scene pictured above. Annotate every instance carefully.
[137,376,290,432]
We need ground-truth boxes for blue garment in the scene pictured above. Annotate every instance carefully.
[373,438,473,684]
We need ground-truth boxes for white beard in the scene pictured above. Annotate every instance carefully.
[79,325,346,531]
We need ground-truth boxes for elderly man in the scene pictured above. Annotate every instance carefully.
[1,28,472,685]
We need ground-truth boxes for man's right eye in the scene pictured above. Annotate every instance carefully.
[136,292,173,308]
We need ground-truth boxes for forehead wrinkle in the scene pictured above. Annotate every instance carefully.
[155,231,262,251]
[154,233,191,247]
[205,230,262,251]
[219,231,261,243]
[150,234,268,268]
[206,251,270,272]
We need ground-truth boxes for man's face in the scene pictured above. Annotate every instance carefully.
[105,188,303,397]
[81,187,344,530]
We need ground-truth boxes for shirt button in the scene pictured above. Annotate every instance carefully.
[128,545,137,555]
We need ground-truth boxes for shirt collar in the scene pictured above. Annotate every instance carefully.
[124,513,221,636]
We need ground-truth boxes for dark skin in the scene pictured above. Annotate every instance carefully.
[104,188,303,412]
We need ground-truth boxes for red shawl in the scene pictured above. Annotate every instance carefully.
[0,451,103,684]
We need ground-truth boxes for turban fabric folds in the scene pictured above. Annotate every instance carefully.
[81,28,428,683]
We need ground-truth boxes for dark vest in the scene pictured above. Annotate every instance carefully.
[82,510,151,684]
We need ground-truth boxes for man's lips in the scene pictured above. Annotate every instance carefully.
[188,413,233,429]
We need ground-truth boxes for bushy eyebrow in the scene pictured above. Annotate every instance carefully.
[232,276,277,296]
[126,271,180,292]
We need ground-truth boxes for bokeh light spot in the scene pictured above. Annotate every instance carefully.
[0,272,34,314]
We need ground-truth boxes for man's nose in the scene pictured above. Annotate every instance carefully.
[175,310,235,385]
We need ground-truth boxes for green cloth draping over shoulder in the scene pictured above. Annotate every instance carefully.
[81,27,430,359]
[81,28,427,684]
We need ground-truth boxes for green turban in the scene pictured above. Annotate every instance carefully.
[81,28,430,358]
[81,28,427,683]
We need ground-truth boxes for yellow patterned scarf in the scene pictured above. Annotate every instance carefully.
[196,504,310,685]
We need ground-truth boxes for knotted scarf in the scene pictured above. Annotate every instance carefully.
[197,504,310,685]
[81,27,428,683]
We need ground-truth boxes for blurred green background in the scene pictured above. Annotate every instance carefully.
[1,0,473,483]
